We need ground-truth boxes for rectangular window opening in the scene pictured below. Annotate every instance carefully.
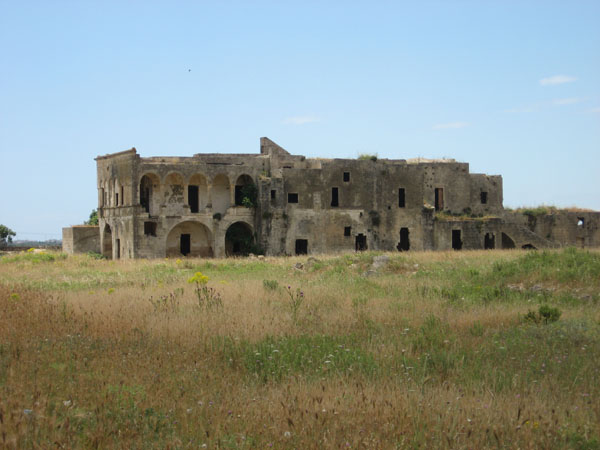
[115,239,121,259]
[452,229,462,250]
[331,187,339,207]
[295,239,308,255]
[480,191,488,204]
[435,188,444,211]
[398,188,406,208]
[115,193,119,206]
[577,217,584,227]
[271,190,276,200]
[344,226,351,237]
[188,185,199,213]
[120,186,124,205]
[343,172,350,182]
[288,193,299,204]
[144,221,157,237]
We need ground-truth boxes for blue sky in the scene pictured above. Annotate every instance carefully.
[1,1,599,240]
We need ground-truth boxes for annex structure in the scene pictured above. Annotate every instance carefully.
[63,138,599,259]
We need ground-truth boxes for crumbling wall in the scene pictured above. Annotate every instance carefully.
[62,226,100,254]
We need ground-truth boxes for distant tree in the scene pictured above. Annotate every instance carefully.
[0,224,16,247]
[85,209,99,226]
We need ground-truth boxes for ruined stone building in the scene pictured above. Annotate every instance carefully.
[63,137,600,258]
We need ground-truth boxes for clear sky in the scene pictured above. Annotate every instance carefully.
[1,1,599,240]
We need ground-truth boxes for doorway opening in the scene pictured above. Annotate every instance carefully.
[452,230,462,250]
[295,239,308,255]
[484,232,495,249]
[180,234,191,256]
[355,234,367,251]
[397,227,410,251]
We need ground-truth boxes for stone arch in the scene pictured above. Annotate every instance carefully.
[188,173,208,213]
[522,243,537,250]
[166,221,213,257]
[212,174,230,215]
[102,224,113,259]
[234,174,255,206]
[140,172,160,214]
[164,172,185,205]
[501,232,515,249]
[225,221,255,256]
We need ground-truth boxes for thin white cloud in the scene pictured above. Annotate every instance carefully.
[553,98,583,105]
[539,75,577,86]
[282,116,319,125]
[588,107,600,113]
[432,122,469,130]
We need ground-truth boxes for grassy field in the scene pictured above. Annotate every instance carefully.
[0,248,599,449]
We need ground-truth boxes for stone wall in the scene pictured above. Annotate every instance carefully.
[62,226,100,254]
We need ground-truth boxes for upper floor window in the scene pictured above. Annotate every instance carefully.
[288,193,299,203]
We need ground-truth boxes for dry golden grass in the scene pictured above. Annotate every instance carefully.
[0,248,599,448]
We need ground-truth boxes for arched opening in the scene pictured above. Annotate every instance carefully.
[102,224,113,259]
[501,232,515,249]
[225,221,254,256]
[522,243,537,250]
[140,173,160,215]
[166,221,213,258]
[235,174,256,207]
[212,174,230,215]
[188,174,208,213]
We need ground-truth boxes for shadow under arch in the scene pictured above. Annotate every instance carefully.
[234,174,256,206]
[140,172,160,214]
[225,221,255,256]
[501,232,515,249]
[166,221,213,257]
[102,224,113,259]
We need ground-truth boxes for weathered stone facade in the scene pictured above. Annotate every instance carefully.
[80,137,599,259]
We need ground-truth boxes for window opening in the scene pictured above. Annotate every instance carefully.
[484,232,495,249]
[344,226,351,237]
[331,187,339,207]
[435,188,444,211]
[295,239,308,255]
[100,188,105,207]
[115,239,121,259]
[355,234,367,251]
[115,193,119,206]
[343,172,350,182]
[188,185,199,213]
[120,186,124,205]
[397,227,410,251]
[398,188,405,208]
[577,217,584,227]
[180,234,191,256]
[144,222,157,236]
[480,191,488,204]
[271,190,276,200]
[288,193,299,203]
[452,230,462,250]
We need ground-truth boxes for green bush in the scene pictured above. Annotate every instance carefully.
[524,305,561,324]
